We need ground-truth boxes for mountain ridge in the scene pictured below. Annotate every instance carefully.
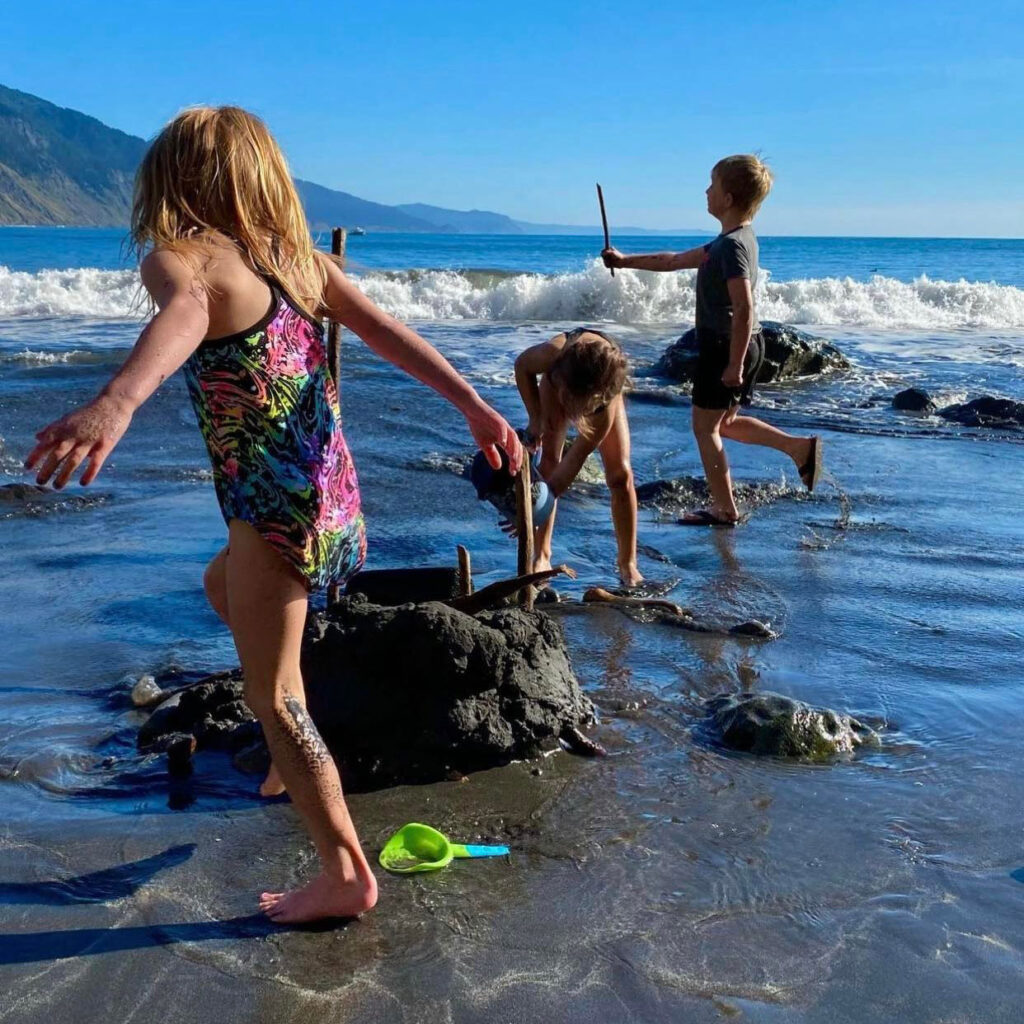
[0,83,701,235]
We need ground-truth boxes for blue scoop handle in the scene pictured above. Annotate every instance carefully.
[451,843,510,859]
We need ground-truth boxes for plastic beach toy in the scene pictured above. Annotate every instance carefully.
[378,822,510,874]
[469,448,555,528]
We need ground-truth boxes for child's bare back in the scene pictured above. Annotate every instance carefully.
[514,328,642,587]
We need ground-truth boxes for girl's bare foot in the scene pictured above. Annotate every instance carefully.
[259,761,286,798]
[618,562,644,588]
[533,553,552,574]
[259,867,378,924]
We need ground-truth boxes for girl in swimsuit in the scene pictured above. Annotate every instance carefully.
[25,106,522,925]
[514,328,642,588]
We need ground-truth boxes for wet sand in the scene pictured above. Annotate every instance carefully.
[3,416,1024,1021]
[2,302,1024,1021]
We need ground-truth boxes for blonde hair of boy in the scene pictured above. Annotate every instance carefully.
[712,154,774,217]
[130,106,326,318]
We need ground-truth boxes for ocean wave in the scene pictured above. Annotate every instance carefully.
[3,261,1024,329]
[0,266,139,318]
[0,348,113,365]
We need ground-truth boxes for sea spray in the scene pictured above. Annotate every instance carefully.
[3,260,1024,329]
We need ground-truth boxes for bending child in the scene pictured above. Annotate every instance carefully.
[603,155,822,526]
[25,106,521,924]
[514,328,641,587]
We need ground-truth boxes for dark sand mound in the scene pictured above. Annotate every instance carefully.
[139,597,597,789]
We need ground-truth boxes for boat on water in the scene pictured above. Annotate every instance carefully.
[350,226,366,236]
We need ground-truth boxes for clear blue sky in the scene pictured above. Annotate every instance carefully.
[2,0,1022,236]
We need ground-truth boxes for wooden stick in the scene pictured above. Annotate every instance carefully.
[514,456,535,611]
[328,226,346,399]
[596,183,615,278]
[457,545,473,597]
[447,564,576,615]
[327,226,347,610]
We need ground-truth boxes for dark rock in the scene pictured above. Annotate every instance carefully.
[728,620,778,639]
[0,482,107,515]
[146,732,197,777]
[653,321,849,384]
[938,396,1024,429]
[892,387,937,413]
[138,670,252,751]
[139,599,596,791]
[704,691,878,760]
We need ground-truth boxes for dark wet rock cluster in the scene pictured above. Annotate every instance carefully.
[654,321,850,384]
[138,598,596,790]
[891,390,1023,428]
[938,396,1024,429]
[892,387,937,413]
[0,482,107,516]
[704,691,879,760]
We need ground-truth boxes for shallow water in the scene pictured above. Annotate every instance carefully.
[1,233,1023,1022]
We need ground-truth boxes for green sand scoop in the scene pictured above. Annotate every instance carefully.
[379,823,510,874]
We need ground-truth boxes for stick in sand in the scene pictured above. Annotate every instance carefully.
[596,183,614,278]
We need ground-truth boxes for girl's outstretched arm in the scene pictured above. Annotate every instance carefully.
[25,251,210,488]
[319,255,521,472]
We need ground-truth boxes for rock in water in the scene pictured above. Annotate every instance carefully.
[653,321,849,384]
[705,691,878,760]
[130,674,164,708]
[139,599,596,790]
[892,387,937,413]
[938,396,1024,429]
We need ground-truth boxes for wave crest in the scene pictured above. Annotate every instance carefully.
[0,266,139,318]
[3,261,1023,329]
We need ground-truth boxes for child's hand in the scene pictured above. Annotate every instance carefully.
[602,247,625,269]
[24,394,134,488]
[721,363,744,389]
[465,403,523,473]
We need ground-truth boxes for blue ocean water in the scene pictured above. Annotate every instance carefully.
[3,226,1024,283]
[1,229,1023,1020]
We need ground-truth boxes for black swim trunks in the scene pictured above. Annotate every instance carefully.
[691,329,766,410]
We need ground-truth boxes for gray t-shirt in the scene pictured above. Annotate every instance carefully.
[694,224,759,336]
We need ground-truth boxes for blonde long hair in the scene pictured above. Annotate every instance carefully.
[130,106,326,316]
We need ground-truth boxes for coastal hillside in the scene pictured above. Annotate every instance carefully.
[0,83,699,233]
[0,84,145,226]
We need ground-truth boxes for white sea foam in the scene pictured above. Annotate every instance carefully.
[0,348,98,365]
[2,260,1024,329]
[0,266,139,318]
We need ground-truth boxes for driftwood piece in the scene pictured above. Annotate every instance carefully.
[515,456,535,610]
[457,545,473,596]
[327,226,347,608]
[447,564,577,615]
[583,586,690,618]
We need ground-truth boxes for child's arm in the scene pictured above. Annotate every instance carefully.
[722,277,754,388]
[602,245,706,272]
[513,342,560,447]
[319,256,521,472]
[544,407,615,497]
[25,251,210,488]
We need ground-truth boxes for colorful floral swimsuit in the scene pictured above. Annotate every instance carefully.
[183,279,365,591]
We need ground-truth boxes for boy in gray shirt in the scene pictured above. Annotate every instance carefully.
[603,155,823,525]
